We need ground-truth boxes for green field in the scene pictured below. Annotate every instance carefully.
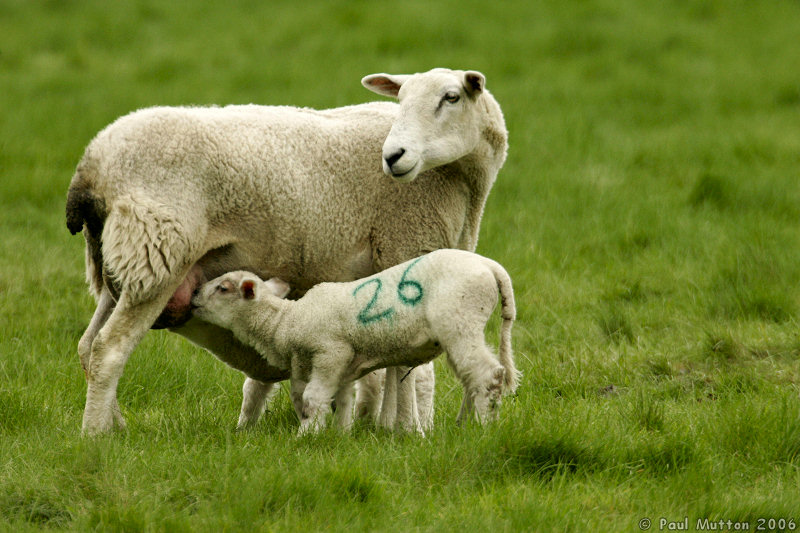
[2,0,800,530]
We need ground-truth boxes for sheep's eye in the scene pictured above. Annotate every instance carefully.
[444,92,460,104]
[218,285,229,293]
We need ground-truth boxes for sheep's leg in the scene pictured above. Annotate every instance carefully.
[82,291,174,435]
[377,366,424,434]
[236,378,277,430]
[333,381,355,431]
[79,289,126,429]
[394,366,423,434]
[354,369,384,424]
[415,362,435,432]
[378,367,397,429]
[78,286,115,379]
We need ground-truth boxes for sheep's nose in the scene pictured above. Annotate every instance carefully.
[384,148,405,169]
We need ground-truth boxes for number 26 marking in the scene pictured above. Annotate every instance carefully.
[353,256,425,325]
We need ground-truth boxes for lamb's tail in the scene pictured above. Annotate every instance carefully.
[484,257,520,394]
[66,165,106,298]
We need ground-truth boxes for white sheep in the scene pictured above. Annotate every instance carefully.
[191,249,520,434]
[66,68,508,435]
[352,363,435,432]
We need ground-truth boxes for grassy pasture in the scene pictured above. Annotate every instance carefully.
[2,0,800,530]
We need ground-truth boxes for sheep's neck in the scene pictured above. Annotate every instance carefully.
[454,91,508,251]
[454,146,505,250]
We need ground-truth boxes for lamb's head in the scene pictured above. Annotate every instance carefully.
[191,271,290,329]
[362,68,488,183]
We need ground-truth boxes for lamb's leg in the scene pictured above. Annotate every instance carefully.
[354,369,384,423]
[237,378,277,430]
[290,377,307,421]
[82,291,174,435]
[456,393,474,425]
[298,348,351,436]
[333,381,355,431]
[298,378,339,435]
[472,362,505,424]
[444,339,505,425]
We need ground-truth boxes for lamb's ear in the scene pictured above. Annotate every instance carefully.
[463,71,485,97]
[361,73,410,98]
[264,277,291,299]
[240,279,257,300]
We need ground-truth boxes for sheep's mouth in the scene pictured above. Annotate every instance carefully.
[391,167,412,178]
[389,162,419,181]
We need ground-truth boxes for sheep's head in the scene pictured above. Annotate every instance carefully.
[191,271,290,329]
[362,68,486,183]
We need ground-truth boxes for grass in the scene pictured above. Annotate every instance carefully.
[2,0,800,530]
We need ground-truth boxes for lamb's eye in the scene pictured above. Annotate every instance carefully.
[444,92,460,104]
[218,285,229,293]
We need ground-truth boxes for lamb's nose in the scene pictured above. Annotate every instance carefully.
[384,148,405,169]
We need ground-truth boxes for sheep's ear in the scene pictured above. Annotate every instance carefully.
[361,73,410,98]
[240,279,257,300]
[463,71,485,96]
[264,277,290,299]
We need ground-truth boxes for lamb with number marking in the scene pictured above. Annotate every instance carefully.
[191,249,520,434]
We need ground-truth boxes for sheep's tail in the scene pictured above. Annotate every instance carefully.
[66,163,106,298]
[484,257,520,394]
[67,156,203,305]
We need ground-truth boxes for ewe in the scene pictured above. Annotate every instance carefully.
[66,68,508,435]
[192,250,520,434]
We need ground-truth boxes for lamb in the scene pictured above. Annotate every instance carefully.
[191,249,520,434]
[65,67,508,435]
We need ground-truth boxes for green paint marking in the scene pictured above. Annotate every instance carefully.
[353,278,394,325]
[397,256,425,306]
[352,256,426,325]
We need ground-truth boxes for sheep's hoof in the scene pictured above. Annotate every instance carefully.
[81,414,121,436]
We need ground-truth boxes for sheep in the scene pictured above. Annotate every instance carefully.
[65,67,508,435]
[353,363,435,432]
[191,249,520,434]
